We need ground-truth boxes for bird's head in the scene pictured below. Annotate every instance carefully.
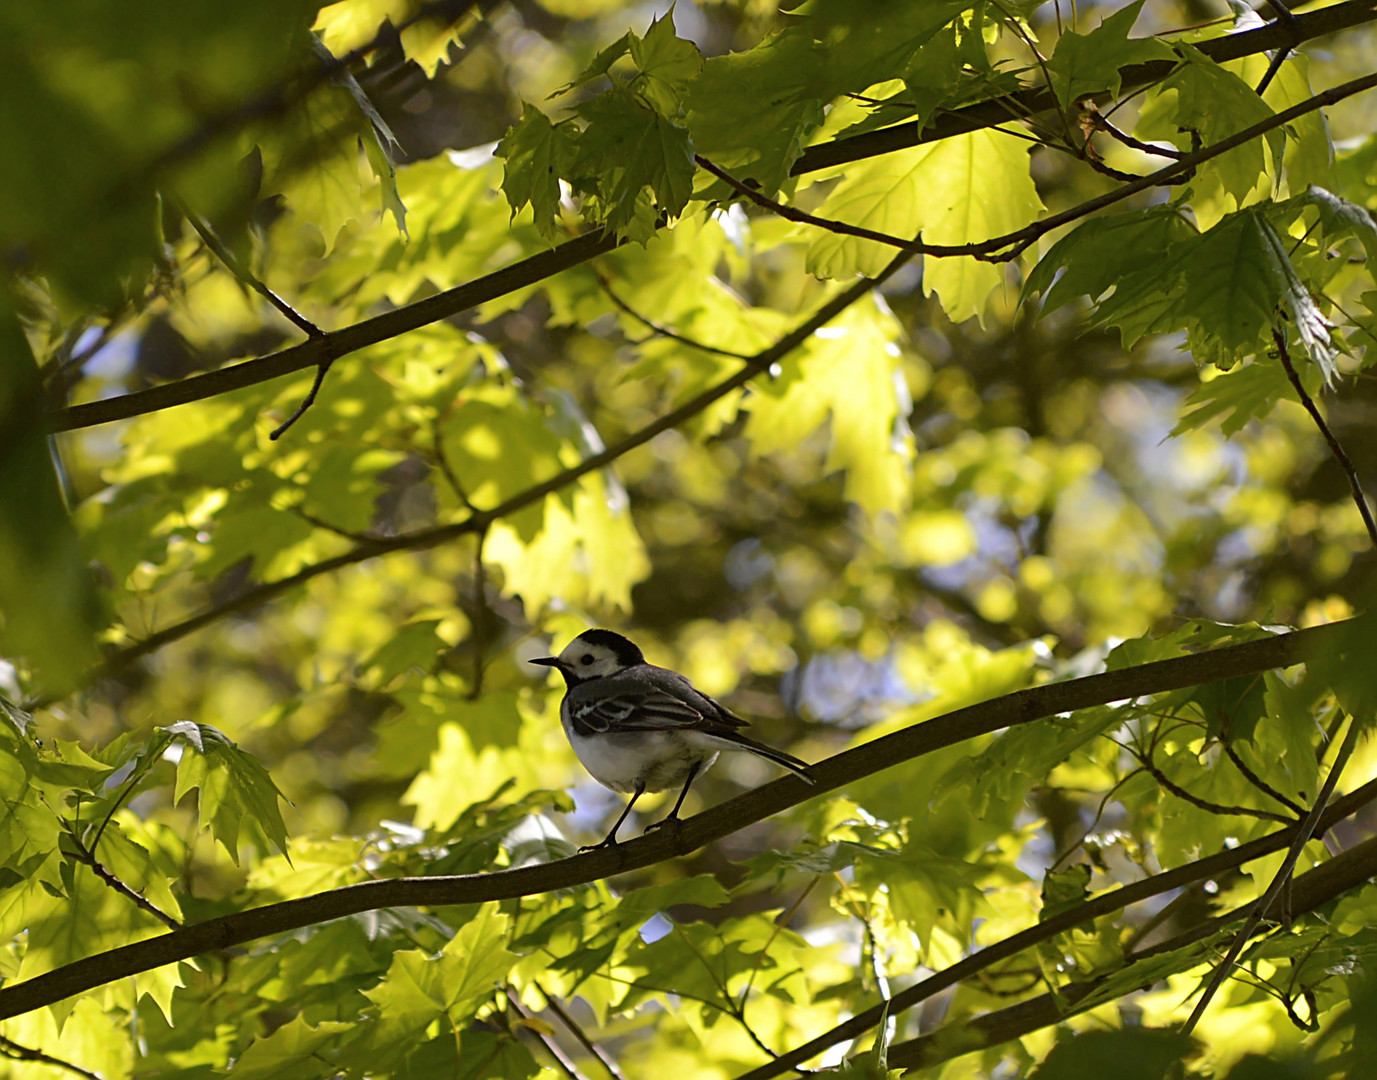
[530,628,645,685]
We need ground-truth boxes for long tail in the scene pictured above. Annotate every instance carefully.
[713,731,816,784]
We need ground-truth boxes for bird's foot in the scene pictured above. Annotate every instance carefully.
[643,814,682,835]
[579,835,621,853]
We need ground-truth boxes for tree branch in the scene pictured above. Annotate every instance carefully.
[48,228,622,433]
[884,831,1377,1070]
[0,617,1360,1022]
[1180,713,1361,1035]
[735,767,1377,1080]
[788,0,1377,175]
[74,249,917,689]
[0,1034,105,1080]
[46,13,1377,436]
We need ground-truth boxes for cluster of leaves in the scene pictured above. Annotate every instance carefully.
[3,0,1377,1078]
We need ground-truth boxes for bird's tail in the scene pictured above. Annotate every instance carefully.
[715,731,816,784]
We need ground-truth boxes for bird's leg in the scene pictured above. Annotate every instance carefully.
[580,781,645,852]
[644,760,702,835]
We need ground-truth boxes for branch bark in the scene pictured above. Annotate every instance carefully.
[44,4,1377,436]
[789,0,1377,175]
[75,248,917,689]
[0,616,1360,1022]
[885,831,1377,1070]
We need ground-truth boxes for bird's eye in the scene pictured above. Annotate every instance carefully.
[580,654,594,665]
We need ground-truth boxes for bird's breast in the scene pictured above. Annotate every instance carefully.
[562,714,718,793]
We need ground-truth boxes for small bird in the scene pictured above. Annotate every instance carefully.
[531,629,814,849]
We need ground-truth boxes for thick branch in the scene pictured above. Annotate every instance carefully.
[48,228,621,433]
[885,831,1377,1070]
[46,9,1377,436]
[0,617,1358,1021]
[789,0,1377,175]
[79,250,916,686]
[733,761,1377,1080]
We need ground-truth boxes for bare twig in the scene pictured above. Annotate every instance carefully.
[1180,714,1360,1035]
[0,1034,105,1080]
[1274,328,1377,548]
[1222,739,1306,816]
[504,985,591,1080]
[594,269,754,360]
[179,201,323,339]
[62,825,181,931]
[1256,0,1304,96]
[1135,746,1296,824]
[534,983,627,1080]
[269,353,338,440]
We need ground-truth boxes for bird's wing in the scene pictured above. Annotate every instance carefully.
[569,667,744,734]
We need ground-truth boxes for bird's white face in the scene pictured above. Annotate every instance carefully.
[555,637,628,679]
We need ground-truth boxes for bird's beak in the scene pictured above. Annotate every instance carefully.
[529,656,562,670]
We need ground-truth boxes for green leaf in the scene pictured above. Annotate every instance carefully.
[574,86,695,237]
[809,128,1042,322]
[0,302,103,693]
[1029,1028,1197,1080]
[629,8,703,116]
[1149,45,1282,203]
[1040,863,1091,923]
[221,1016,352,1080]
[1171,358,1293,437]
[168,721,290,863]
[744,300,911,513]
[687,27,828,194]
[496,104,578,241]
[1045,0,1174,109]
[1024,206,1196,316]
[364,902,516,1033]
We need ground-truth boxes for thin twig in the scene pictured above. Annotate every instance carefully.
[89,733,172,854]
[178,201,323,339]
[1180,713,1360,1035]
[503,985,591,1080]
[68,250,916,691]
[1274,328,1377,548]
[469,524,490,700]
[290,506,385,544]
[1222,739,1306,816]
[738,877,821,1010]
[0,1034,105,1080]
[534,983,627,1080]
[62,825,181,931]
[0,622,1367,1023]
[1256,0,1303,96]
[269,354,337,440]
[1136,747,1295,824]
[594,269,754,360]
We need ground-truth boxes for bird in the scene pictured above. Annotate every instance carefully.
[530,628,814,849]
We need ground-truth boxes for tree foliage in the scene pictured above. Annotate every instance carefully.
[4,1,1377,1077]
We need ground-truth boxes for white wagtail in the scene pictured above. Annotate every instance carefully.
[531,629,814,849]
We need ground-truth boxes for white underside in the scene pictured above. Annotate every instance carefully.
[564,721,730,794]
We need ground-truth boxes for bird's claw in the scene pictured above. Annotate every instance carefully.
[643,815,681,835]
